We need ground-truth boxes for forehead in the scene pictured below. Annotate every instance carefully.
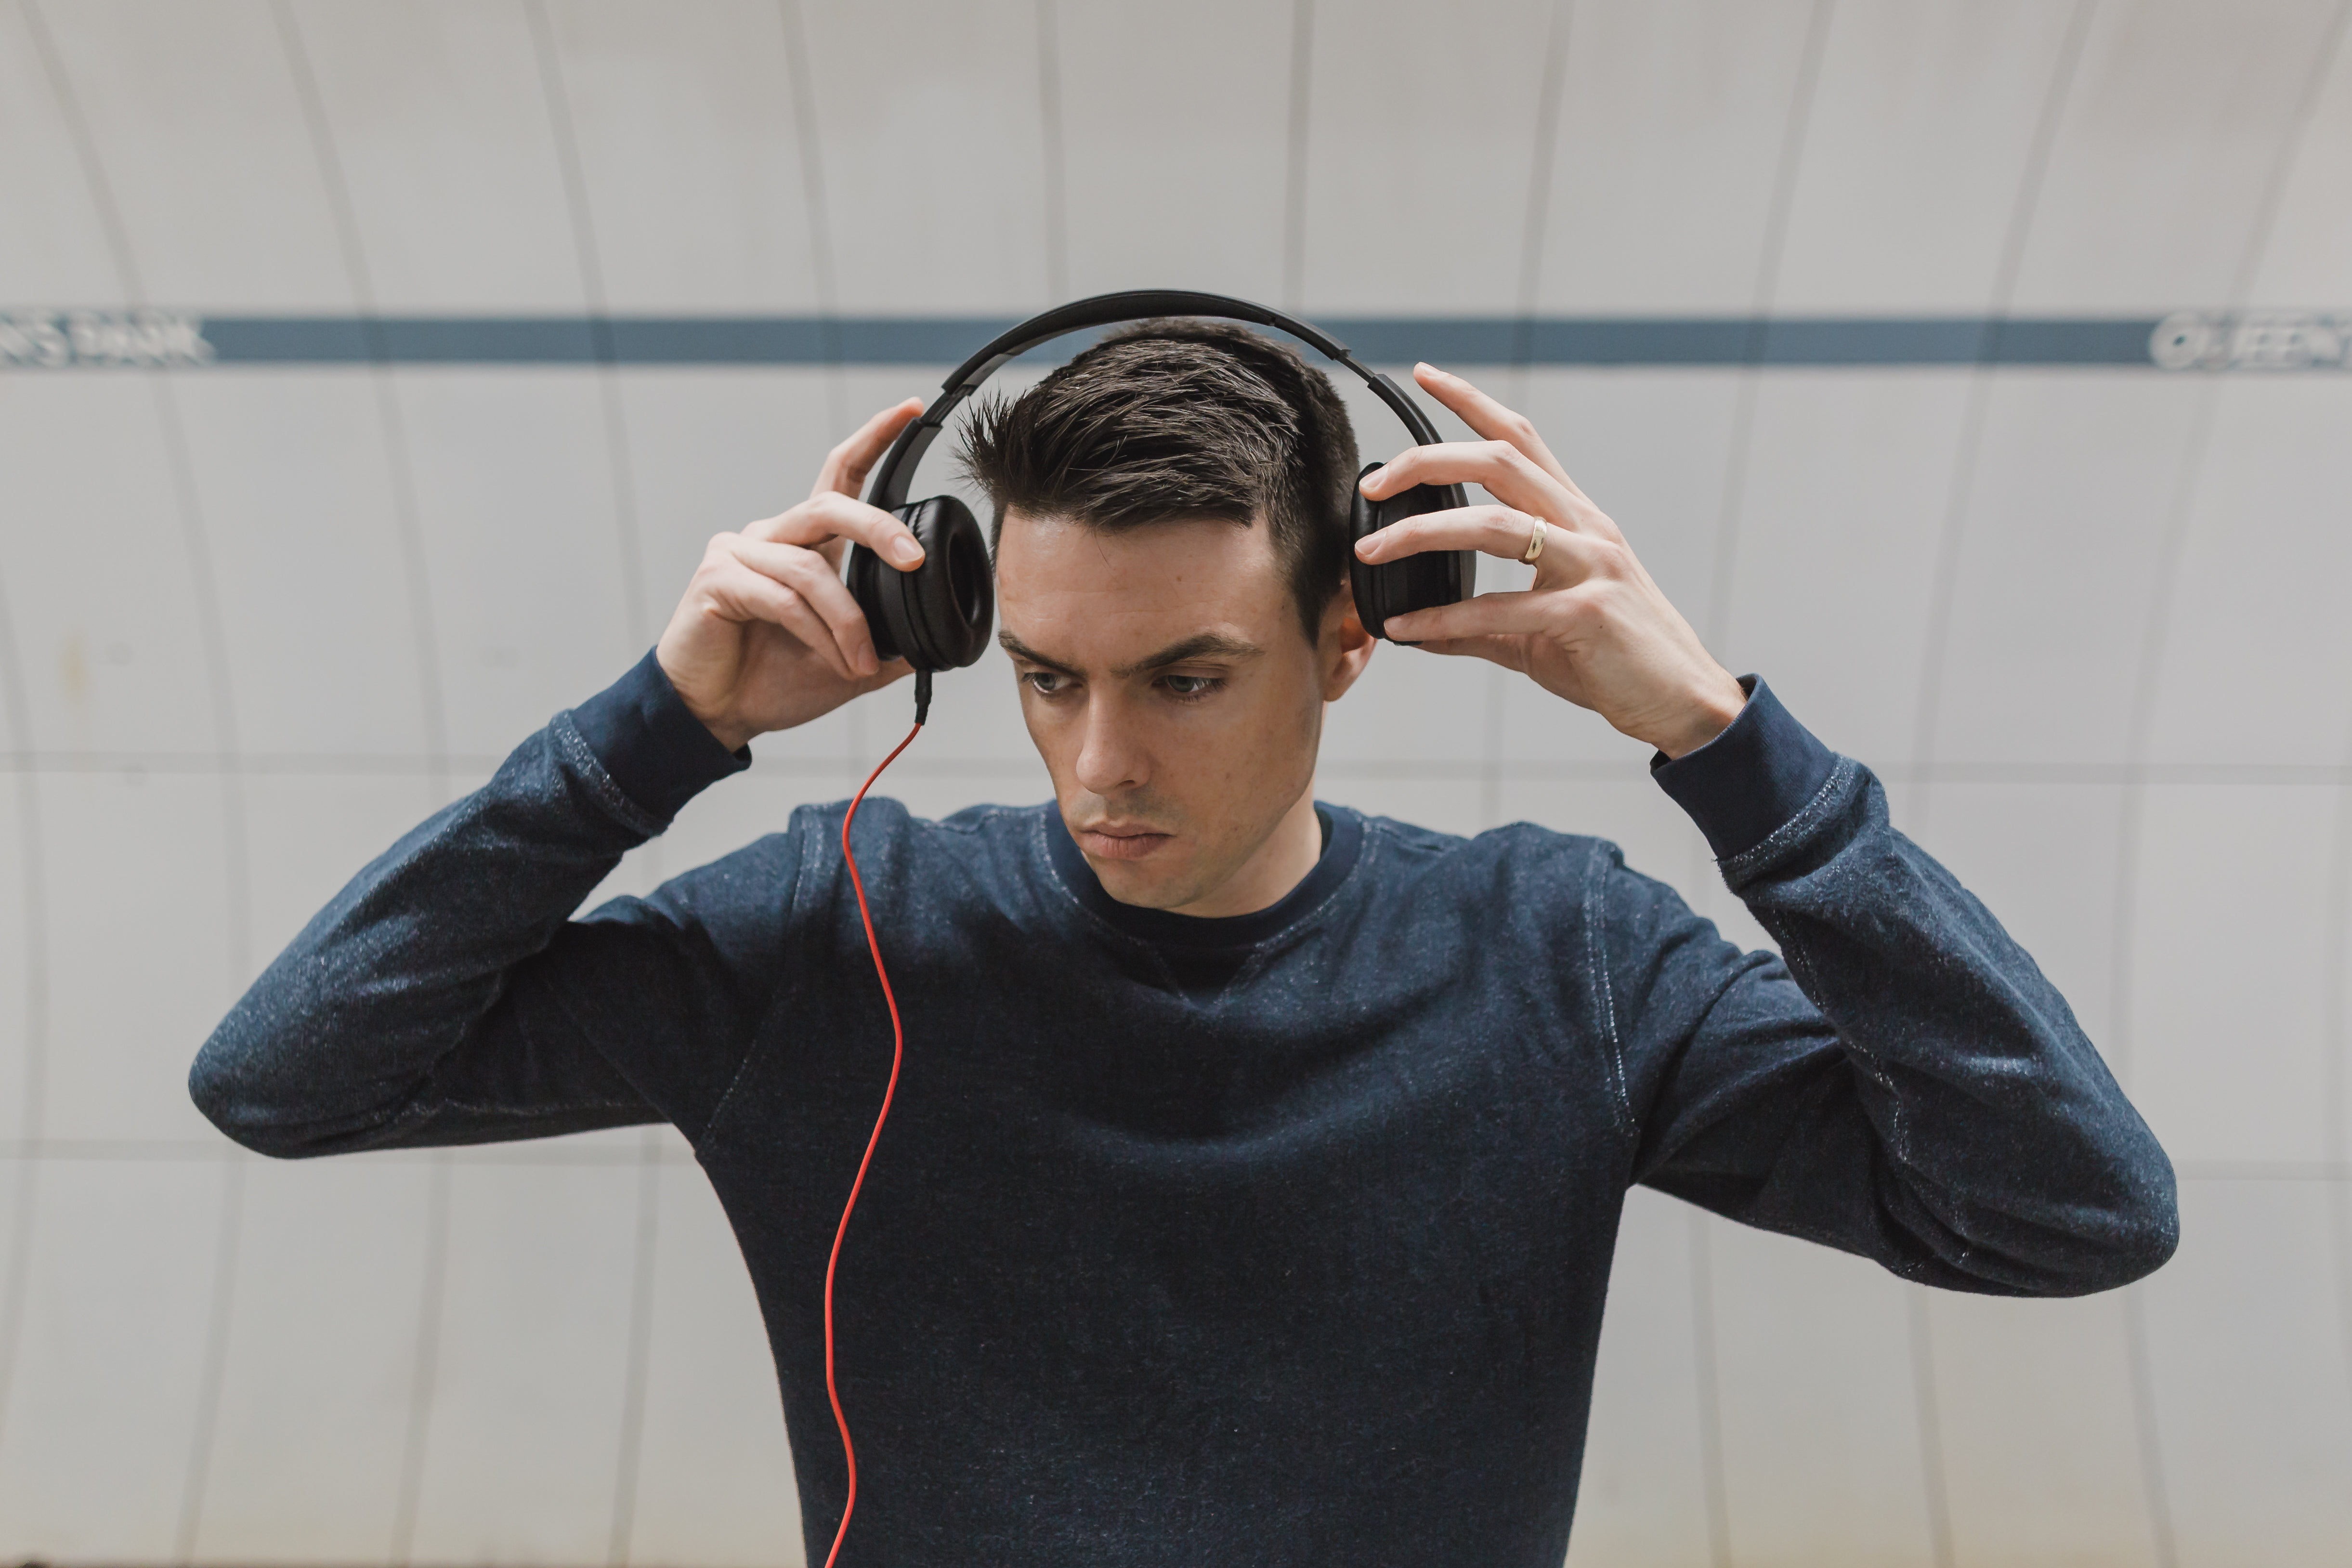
[993,510,1290,662]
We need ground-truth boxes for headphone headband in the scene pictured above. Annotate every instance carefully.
[864,289,1446,510]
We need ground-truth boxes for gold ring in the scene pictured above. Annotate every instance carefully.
[1521,521,1546,564]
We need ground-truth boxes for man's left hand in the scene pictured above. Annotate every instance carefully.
[1354,363,1747,759]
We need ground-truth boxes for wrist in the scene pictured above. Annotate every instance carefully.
[708,718,758,753]
[1647,670,1748,759]
[570,647,755,825]
[654,648,758,753]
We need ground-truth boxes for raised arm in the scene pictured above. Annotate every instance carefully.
[1359,365,2175,1293]
[1610,682,2174,1293]
[190,398,934,1156]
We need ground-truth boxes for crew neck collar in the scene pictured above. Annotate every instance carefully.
[1041,801,1364,950]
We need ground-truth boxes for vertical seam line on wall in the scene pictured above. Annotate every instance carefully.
[1687,1211,1731,1568]
[0,6,58,1460]
[1699,0,1834,658]
[1281,0,1313,313]
[1907,0,2097,793]
[605,1136,665,1566]
[1686,10,1831,1557]
[1478,0,1575,833]
[267,0,450,1542]
[777,0,845,442]
[19,8,257,1554]
[523,14,666,1549]
[2104,9,2352,1565]
[1509,0,1574,389]
[389,1153,453,1564]
[175,1159,245,1560]
[774,0,861,777]
[1906,1289,1955,1568]
[0,472,50,1480]
[270,0,450,791]
[2325,733,2352,1418]
[1898,10,2097,1563]
[1036,0,1069,301]
[1689,0,1834,927]
[526,0,649,655]
[2120,1289,2175,1568]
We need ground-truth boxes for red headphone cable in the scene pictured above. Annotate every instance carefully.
[821,685,926,1568]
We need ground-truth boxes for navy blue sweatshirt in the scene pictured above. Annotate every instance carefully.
[190,653,2177,1567]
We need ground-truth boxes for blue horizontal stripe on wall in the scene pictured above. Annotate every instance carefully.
[6,309,2345,370]
[200,314,2169,366]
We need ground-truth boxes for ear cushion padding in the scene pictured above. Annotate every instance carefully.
[1347,463,1477,643]
[847,496,995,672]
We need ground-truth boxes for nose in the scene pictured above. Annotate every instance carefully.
[1071,693,1149,797]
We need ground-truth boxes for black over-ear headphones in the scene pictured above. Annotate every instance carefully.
[844,289,1477,695]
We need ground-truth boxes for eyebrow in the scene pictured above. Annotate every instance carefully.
[997,629,1266,680]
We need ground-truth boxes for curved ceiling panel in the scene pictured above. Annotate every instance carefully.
[1058,0,1292,302]
[173,375,439,758]
[4,3,2350,1564]
[187,1159,437,1559]
[1533,0,1820,314]
[2145,380,2352,768]
[543,1,825,314]
[1925,377,2212,769]
[1295,0,1556,314]
[1769,0,2079,313]
[2246,27,2352,302]
[293,0,589,310]
[801,0,1053,313]
[392,371,640,756]
[0,3,121,301]
[2006,0,2343,311]
[41,0,352,311]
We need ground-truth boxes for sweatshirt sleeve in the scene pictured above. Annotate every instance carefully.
[188,648,784,1157]
[1610,677,2178,1295]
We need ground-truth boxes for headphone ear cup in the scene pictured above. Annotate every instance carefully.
[899,496,994,669]
[1348,464,1477,643]
[846,531,913,666]
[846,497,995,673]
[1347,467,1391,641]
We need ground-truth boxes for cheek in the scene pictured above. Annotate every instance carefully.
[1018,693,1082,779]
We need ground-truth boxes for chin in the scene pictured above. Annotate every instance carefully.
[1087,854,1202,912]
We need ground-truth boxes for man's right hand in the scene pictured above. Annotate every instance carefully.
[655,398,930,752]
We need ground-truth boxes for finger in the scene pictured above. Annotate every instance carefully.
[1354,505,1603,576]
[1357,439,1577,527]
[705,560,858,682]
[1405,632,1530,670]
[728,535,882,676]
[748,489,928,568]
[1381,588,1570,647]
[812,397,927,501]
[1409,363,1573,488]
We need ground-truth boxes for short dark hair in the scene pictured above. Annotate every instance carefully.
[958,319,1360,644]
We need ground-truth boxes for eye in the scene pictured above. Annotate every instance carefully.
[1020,669,1071,697]
[1160,674,1223,702]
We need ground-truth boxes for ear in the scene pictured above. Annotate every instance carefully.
[1318,583,1377,703]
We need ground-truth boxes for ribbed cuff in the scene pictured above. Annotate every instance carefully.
[1649,676,1838,862]
[566,647,752,826]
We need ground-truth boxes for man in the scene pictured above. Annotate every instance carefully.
[192,320,2176,1566]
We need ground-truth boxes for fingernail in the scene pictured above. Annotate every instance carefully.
[894,539,923,565]
[1359,467,1383,492]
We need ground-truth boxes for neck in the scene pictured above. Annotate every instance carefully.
[1166,785,1323,919]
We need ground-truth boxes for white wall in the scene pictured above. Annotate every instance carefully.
[2,1,2349,1564]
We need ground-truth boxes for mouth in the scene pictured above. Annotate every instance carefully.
[1074,822,1176,862]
